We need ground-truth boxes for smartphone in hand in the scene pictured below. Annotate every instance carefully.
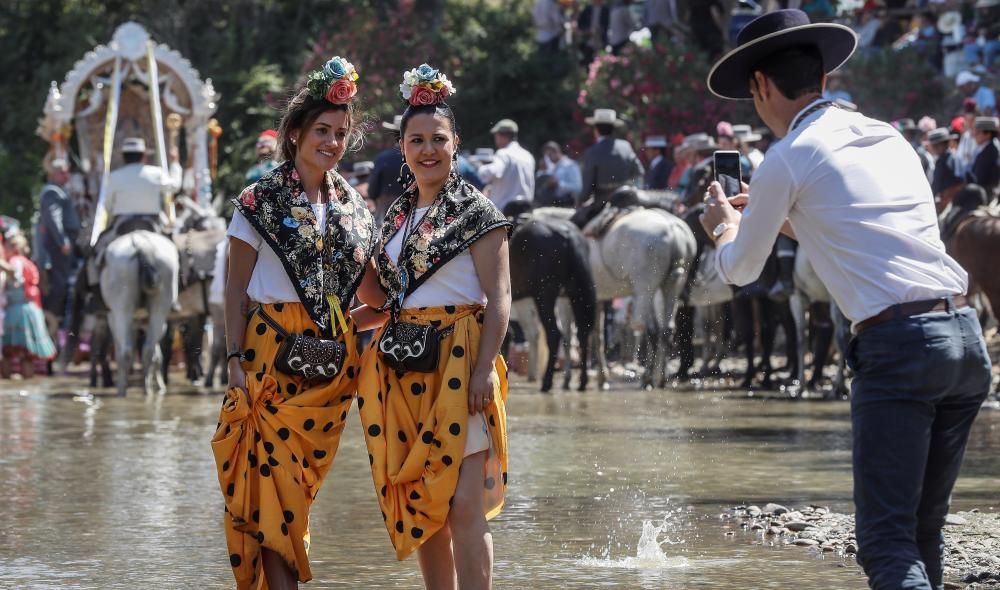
[713,150,742,199]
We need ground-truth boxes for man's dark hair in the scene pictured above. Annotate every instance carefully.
[123,152,143,164]
[595,123,615,137]
[748,45,824,100]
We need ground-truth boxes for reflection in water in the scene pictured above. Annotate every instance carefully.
[0,379,996,589]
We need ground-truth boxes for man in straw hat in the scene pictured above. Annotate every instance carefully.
[368,115,405,220]
[700,10,990,590]
[965,115,1000,200]
[578,108,643,207]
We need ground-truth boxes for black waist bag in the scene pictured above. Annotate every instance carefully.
[255,306,346,383]
[378,320,442,373]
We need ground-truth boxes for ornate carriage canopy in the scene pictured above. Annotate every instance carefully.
[37,22,220,207]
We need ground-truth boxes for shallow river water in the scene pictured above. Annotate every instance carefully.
[1,376,997,589]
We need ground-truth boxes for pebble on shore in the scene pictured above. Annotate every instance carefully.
[726,504,1000,588]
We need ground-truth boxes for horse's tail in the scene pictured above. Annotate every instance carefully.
[566,230,597,336]
[131,235,161,294]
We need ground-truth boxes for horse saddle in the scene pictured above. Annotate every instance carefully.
[582,204,630,239]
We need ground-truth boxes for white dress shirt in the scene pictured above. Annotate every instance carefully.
[715,100,967,327]
[477,140,536,211]
[104,162,182,217]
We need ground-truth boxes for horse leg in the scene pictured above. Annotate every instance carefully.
[732,297,755,389]
[556,297,574,391]
[656,268,687,388]
[145,304,171,395]
[184,315,206,384]
[632,290,658,390]
[594,301,610,390]
[570,294,594,393]
[535,293,561,393]
[673,304,695,380]
[159,321,174,387]
[97,317,113,389]
[808,302,834,392]
[702,304,725,376]
[831,303,851,399]
[107,307,133,398]
[758,297,777,390]
[511,299,539,383]
[790,291,808,391]
[775,299,799,386]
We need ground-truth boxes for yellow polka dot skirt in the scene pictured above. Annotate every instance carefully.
[211,302,361,588]
[358,304,509,560]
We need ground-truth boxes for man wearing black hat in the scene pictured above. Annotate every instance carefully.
[700,10,990,590]
[927,127,965,209]
[965,116,1000,201]
[368,115,406,221]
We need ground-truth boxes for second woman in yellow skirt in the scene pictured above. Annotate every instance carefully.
[355,64,511,590]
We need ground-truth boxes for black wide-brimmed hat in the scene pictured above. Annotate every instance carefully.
[707,9,858,100]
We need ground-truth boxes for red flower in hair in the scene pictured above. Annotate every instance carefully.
[410,85,439,106]
[326,79,357,104]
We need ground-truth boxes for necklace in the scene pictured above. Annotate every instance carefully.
[790,100,836,132]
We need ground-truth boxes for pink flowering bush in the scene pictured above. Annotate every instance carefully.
[578,44,756,144]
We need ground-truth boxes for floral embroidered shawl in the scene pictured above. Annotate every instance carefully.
[232,161,376,337]
[376,172,511,308]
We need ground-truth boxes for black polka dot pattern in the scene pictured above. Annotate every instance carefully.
[303,419,315,431]
[255,323,267,336]
[448,378,461,390]
[449,423,461,436]
[452,345,465,358]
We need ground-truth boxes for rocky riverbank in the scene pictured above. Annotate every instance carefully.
[724,504,1000,588]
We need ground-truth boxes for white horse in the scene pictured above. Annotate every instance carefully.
[537,207,697,389]
[789,251,850,398]
[100,231,179,397]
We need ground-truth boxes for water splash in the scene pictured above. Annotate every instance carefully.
[577,518,690,570]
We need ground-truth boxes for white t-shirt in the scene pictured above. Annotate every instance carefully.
[226,204,328,303]
[384,206,487,308]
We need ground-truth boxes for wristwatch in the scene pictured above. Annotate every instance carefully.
[712,222,734,239]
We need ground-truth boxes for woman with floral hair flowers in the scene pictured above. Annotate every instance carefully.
[353,64,511,589]
[211,56,377,589]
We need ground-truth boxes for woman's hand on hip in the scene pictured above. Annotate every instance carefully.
[469,366,498,415]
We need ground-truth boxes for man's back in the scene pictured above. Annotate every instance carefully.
[478,141,535,211]
[582,138,643,197]
[105,163,178,217]
[724,104,966,325]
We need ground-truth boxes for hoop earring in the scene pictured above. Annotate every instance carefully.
[397,160,414,188]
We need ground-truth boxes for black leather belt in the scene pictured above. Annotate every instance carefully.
[855,296,968,334]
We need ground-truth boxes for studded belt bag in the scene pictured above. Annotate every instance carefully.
[254,306,345,383]
[378,319,456,373]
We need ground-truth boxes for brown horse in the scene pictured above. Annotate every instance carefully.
[942,185,1000,320]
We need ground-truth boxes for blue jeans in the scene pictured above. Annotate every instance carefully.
[846,302,991,590]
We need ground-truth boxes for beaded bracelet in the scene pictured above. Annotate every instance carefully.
[227,351,243,362]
